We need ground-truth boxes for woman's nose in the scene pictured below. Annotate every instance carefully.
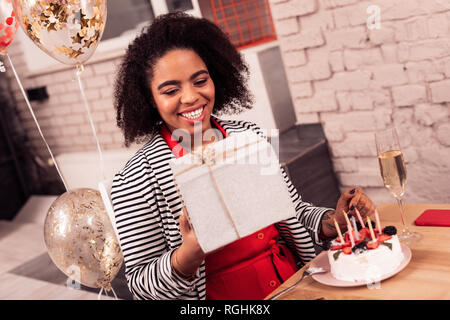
[180,85,199,105]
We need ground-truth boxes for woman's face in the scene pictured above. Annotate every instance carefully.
[149,48,215,143]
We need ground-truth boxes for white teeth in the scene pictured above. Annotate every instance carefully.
[181,106,203,119]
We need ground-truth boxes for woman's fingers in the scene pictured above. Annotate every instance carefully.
[336,186,357,213]
[360,195,376,217]
[179,206,191,235]
[350,192,375,218]
[178,207,204,257]
[348,190,362,213]
[340,187,357,203]
[345,187,374,218]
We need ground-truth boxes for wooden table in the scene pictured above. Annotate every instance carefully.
[265,203,450,300]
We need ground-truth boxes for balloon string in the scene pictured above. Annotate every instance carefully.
[110,286,118,300]
[75,65,105,181]
[6,53,69,191]
[97,286,118,300]
[97,287,104,300]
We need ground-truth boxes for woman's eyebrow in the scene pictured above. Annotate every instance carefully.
[190,70,209,80]
[157,70,209,90]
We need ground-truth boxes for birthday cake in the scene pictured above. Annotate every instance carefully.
[327,221,404,283]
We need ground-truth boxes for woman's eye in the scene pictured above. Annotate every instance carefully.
[194,79,207,86]
[163,88,178,95]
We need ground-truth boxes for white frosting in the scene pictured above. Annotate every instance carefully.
[328,235,404,282]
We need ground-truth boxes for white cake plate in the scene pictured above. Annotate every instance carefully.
[310,244,412,287]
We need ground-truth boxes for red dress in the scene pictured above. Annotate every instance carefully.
[160,118,298,300]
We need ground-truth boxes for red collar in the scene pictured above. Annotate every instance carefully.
[160,117,228,159]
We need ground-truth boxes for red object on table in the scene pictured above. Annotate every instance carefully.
[414,209,450,227]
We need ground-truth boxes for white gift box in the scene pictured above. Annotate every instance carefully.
[169,131,297,253]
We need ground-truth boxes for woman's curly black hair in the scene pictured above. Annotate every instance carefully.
[114,12,254,146]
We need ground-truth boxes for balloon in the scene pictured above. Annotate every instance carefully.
[44,188,123,289]
[0,0,19,55]
[12,0,107,65]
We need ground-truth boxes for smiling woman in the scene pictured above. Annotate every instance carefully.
[114,11,253,147]
[111,11,377,301]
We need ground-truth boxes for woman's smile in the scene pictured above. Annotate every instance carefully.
[178,104,206,121]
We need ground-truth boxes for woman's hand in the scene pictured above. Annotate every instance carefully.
[339,186,376,222]
[320,186,376,239]
[171,207,205,279]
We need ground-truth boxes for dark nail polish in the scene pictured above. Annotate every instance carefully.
[350,205,355,210]
[350,188,355,194]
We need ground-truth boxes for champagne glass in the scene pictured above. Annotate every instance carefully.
[375,127,421,244]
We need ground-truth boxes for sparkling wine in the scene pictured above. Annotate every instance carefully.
[378,150,407,199]
[375,128,421,244]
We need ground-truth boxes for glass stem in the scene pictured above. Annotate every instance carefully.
[396,197,409,234]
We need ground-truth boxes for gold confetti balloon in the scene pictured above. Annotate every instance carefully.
[12,0,107,65]
[44,188,123,289]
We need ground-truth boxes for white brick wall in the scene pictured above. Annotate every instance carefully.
[430,79,450,103]
[2,1,450,204]
[271,0,318,19]
[269,0,450,204]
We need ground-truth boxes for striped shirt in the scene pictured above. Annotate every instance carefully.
[111,116,331,300]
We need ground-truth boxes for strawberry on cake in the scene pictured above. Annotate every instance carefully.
[327,223,404,283]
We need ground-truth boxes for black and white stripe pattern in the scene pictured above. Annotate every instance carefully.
[111,116,331,300]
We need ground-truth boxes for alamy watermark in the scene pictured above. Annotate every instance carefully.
[365,265,382,290]
[367,5,381,30]
[66,264,81,290]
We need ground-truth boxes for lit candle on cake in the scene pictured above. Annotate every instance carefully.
[334,218,345,243]
[342,210,351,225]
[354,207,364,228]
[347,222,355,247]
[374,209,382,234]
[342,210,355,246]
[351,216,360,240]
[367,216,376,242]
